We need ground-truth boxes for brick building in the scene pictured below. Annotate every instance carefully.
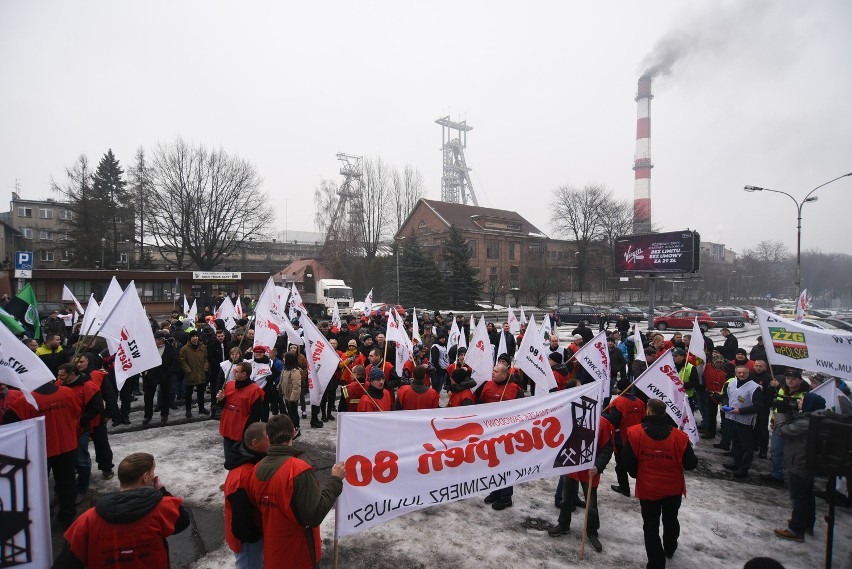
[395,199,587,304]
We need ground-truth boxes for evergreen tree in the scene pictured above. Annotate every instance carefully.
[52,155,99,267]
[389,232,445,307]
[92,149,132,268]
[442,225,481,309]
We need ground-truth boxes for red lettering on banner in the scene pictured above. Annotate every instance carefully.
[594,341,609,368]
[312,341,325,362]
[659,364,686,393]
[416,416,565,475]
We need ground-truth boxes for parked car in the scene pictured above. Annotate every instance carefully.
[556,303,603,325]
[653,310,714,333]
[616,306,648,322]
[798,319,852,334]
[806,308,833,319]
[820,318,852,332]
[655,305,672,314]
[370,303,407,318]
[708,309,750,328]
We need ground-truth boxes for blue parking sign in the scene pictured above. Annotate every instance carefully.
[15,251,33,270]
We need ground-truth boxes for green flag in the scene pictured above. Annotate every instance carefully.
[5,283,41,338]
[0,306,25,334]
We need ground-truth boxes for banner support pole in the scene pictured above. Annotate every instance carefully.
[579,480,593,560]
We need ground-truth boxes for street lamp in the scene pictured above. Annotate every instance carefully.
[100,238,106,269]
[744,171,852,300]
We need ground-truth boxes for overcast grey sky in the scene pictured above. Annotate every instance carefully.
[1,0,850,256]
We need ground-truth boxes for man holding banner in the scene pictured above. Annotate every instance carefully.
[479,363,524,511]
[622,399,698,569]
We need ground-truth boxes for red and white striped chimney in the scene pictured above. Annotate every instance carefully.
[633,74,653,234]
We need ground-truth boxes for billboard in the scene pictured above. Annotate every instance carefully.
[614,230,700,274]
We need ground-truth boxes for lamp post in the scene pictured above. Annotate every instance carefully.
[100,238,106,269]
[744,171,852,300]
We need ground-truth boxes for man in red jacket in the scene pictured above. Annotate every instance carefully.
[395,365,439,410]
[4,380,81,527]
[249,415,345,569]
[217,362,265,457]
[224,422,269,569]
[54,452,189,568]
[622,399,698,569]
[606,379,646,497]
[479,363,523,510]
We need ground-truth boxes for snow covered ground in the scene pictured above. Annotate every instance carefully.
[81,323,851,569]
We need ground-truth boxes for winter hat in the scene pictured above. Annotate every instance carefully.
[735,348,748,356]
[672,348,686,357]
[548,352,563,364]
[785,368,803,379]
[801,392,826,413]
[451,368,469,383]
[456,347,467,355]
[368,368,385,382]
[573,334,583,342]
[497,353,511,365]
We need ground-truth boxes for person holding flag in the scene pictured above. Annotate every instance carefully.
[357,368,393,412]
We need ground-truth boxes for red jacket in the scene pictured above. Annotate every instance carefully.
[703,365,729,393]
[479,380,523,403]
[356,389,393,412]
[64,494,183,569]
[626,423,689,500]
[249,457,320,568]
[341,381,366,411]
[396,385,439,410]
[609,395,646,446]
[365,361,394,381]
[447,389,475,407]
[10,385,80,457]
[220,381,264,441]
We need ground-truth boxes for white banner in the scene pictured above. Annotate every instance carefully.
[519,306,527,325]
[0,317,56,408]
[811,379,849,413]
[514,315,558,394]
[796,289,807,323]
[254,278,302,352]
[0,418,52,569]
[216,296,239,331]
[335,383,602,538]
[362,288,373,316]
[448,318,461,350]
[331,301,342,330]
[183,295,190,316]
[574,330,611,401]
[539,314,552,348]
[497,330,507,361]
[98,282,162,390]
[633,349,699,444]
[508,306,520,334]
[187,299,198,324]
[464,316,493,389]
[757,308,852,382]
[688,317,707,377]
[302,318,342,406]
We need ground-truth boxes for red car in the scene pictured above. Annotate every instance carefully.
[653,310,714,332]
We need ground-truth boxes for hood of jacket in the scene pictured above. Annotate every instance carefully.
[94,486,163,524]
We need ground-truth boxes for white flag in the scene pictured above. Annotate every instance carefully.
[458,323,468,350]
[98,282,162,390]
[448,318,461,350]
[508,306,520,334]
[216,296,239,331]
[633,324,645,361]
[633,349,700,444]
[795,289,807,323]
[302,318,343,406]
[255,278,302,351]
[688,317,707,377]
[811,379,847,413]
[520,306,527,325]
[515,315,558,394]
[331,301,342,329]
[362,288,373,316]
[182,295,190,316]
[79,295,101,336]
[539,313,553,348]
[98,277,124,319]
[386,309,410,349]
[497,330,507,360]
[411,308,422,344]
[0,319,56,408]
[187,300,198,325]
[62,285,84,315]
[574,330,611,401]
[465,316,494,389]
[395,341,411,375]
[235,296,244,320]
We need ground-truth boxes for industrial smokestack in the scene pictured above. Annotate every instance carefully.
[632,74,653,234]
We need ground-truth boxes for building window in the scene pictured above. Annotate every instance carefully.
[510,265,520,289]
[508,242,516,260]
[40,250,54,262]
[467,240,478,259]
[529,241,544,254]
[489,266,498,284]
[38,208,53,219]
[486,240,500,259]
[137,281,177,301]
[60,208,73,220]
[17,207,32,218]
[119,252,129,264]
[61,232,71,241]
[21,227,33,239]
[65,280,91,298]
[39,229,54,240]
[61,250,72,262]
[549,250,557,260]
[418,221,428,234]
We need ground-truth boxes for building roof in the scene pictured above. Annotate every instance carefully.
[417,199,549,238]
[274,258,333,283]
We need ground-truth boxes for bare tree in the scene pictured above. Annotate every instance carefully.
[390,164,425,232]
[146,138,273,270]
[598,197,634,271]
[550,184,609,294]
[128,146,154,267]
[358,156,392,260]
[313,178,339,236]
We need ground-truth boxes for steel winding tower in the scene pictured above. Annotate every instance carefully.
[633,75,654,234]
[322,153,363,258]
[436,115,478,205]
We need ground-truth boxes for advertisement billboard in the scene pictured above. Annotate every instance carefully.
[614,230,700,274]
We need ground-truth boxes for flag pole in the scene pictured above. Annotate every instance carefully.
[579,481,593,560]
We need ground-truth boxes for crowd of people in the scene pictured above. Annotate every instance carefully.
[1,301,849,569]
